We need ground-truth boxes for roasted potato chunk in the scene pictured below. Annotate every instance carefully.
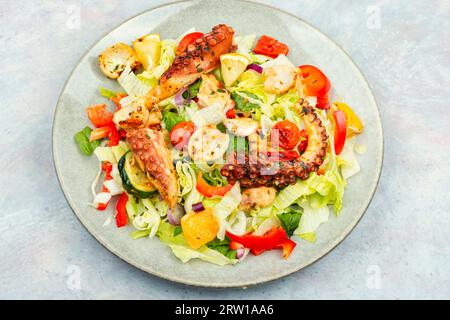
[98,43,141,79]
[239,187,277,212]
[181,208,219,249]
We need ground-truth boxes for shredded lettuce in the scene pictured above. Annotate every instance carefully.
[93,141,129,164]
[338,138,360,179]
[189,101,226,127]
[254,217,280,236]
[294,198,329,240]
[182,166,204,213]
[125,195,162,237]
[176,162,196,197]
[274,181,315,210]
[249,53,271,64]
[226,210,247,236]
[147,39,176,79]
[157,222,237,265]
[118,64,151,97]
[214,183,242,240]
[234,34,256,59]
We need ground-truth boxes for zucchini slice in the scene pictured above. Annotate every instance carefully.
[118,151,155,198]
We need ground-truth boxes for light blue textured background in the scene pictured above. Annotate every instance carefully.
[1,0,449,299]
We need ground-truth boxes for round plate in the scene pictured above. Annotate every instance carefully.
[53,0,383,287]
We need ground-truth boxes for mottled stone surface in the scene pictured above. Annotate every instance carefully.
[0,0,449,299]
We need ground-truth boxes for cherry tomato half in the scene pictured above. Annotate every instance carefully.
[299,65,331,98]
[271,120,301,150]
[170,121,195,150]
[176,32,204,55]
[225,109,236,119]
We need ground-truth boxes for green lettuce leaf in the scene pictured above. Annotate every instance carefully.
[162,110,186,131]
[207,237,237,259]
[157,222,237,265]
[74,127,101,156]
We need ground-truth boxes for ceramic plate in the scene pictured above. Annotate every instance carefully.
[53,0,383,287]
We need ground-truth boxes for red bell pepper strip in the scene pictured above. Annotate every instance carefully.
[115,192,128,228]
[332,110,347,155]
[226,227,296,259]
[96,162,113,211]
[89,123,120,147]
[196,172,234,198]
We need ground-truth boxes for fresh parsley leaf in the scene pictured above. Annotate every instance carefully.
[207,236,237,259]
[277,205,303,237]
[162,110,186,132]
[74,126,100,156]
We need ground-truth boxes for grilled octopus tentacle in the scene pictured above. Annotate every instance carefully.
[145,24,236,107]
[126,129,179,207]
[221,99,328,188]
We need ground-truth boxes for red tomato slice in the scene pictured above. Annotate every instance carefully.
[86,104,113,127]
[253,35,289,58]
[333,110,347,155]
[271,120,301,150]
[299,65,331,98]
[176,32,204,55]
[316,94,330,110]
[170,121,195,150]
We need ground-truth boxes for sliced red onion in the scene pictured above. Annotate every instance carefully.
[236,248,245,259]
[247,63,263,74]
[174,87,191,107]
[167,204,185,225]
[158,194,163,201]
[192,202,205,212]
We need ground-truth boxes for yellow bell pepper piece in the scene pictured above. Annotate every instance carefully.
[332,102,364,138]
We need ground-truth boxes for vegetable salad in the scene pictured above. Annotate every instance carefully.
[74,27,364,266]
